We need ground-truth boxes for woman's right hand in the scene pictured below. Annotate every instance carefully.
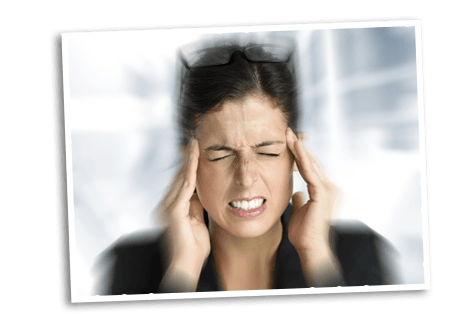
[158,138,210,292]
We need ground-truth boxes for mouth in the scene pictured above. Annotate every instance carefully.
[227,197,267,218]
[228,197,266,211]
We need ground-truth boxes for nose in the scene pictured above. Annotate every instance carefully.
[234,155,258,187]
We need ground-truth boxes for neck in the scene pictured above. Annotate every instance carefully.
[209,218,283,291]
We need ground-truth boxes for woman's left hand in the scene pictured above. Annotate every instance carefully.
[286,128,338,253]
[286,128,344,287]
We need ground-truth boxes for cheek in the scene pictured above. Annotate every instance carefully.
[262,152,294,177]
[196,159,227,209]
[262,153,294,195]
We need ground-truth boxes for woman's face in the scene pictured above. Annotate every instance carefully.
[195,95,295,239]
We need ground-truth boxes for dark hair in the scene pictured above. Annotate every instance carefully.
[176,45,301,147]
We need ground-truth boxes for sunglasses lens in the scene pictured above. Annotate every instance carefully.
[244,45,291,62]
[182,44,291,68]
[184,48,231,68]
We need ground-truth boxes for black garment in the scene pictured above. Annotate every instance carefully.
[91,204,398,295]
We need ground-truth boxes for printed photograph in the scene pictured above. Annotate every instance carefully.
[61,21,428,302]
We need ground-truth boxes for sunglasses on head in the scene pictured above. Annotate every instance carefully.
[179,41,294,70]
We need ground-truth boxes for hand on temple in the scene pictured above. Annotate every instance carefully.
[158,138,210,292]
[286,128,346,287]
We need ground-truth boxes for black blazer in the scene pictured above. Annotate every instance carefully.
[91,204,399,295]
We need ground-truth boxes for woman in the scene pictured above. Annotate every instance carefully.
[92,36,396,295]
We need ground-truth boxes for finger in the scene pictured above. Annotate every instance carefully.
[293,130,329,184]
[159,168,185,215]
[293,133,308,172]
[286,128,321,187]
[172,138,200,210]
[160,178,184,216]
[310,157,330,183]
[161,138,198,211]
[189,193,205,224]
[300,147,327,183]
[297,133,332,183]
[291,191,306,210]
[297,132,308,143]
[295,136,335,192]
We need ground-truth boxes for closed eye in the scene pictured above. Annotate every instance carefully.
[209,155,232,162]
[209,153,280,162]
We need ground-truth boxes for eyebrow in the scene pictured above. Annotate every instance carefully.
[205,141,285,152]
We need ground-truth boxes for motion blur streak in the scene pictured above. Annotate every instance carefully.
[297,27,421,288]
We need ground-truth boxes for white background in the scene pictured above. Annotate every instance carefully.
[64,25,425,297]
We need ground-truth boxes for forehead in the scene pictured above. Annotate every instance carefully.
[197,95,287,145]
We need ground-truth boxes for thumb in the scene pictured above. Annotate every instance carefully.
[190,193,205,224]
[292,191,306,210]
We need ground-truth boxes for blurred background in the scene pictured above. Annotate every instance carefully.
[63,25,424,297]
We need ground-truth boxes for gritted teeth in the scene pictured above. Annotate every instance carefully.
[229,198,265,210]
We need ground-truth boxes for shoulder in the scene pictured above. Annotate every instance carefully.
[330,220,400,286]
[91,229,166,296]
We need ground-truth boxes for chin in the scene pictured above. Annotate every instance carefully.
[217,211,284,240]
[230,227,274,239]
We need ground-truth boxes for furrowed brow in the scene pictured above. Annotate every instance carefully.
[253,141,285,148]
[205,145,234,152]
